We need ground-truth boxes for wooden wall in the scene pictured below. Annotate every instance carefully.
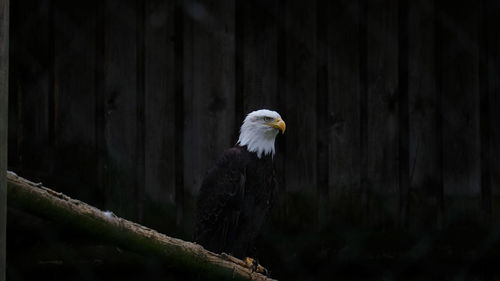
[7,0,500,278]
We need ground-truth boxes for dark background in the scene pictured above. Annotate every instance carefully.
[6,0,500,280]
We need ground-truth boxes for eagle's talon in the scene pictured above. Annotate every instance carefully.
[244,257,257,272]
[244,257,269,276]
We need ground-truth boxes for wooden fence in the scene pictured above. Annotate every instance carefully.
[6,1,500,277]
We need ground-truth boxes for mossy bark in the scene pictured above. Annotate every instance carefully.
[6,172,276,281]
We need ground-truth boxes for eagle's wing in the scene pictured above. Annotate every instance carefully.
[194,147,248,254]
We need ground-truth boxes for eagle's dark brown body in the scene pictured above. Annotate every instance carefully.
[194,145,276,258]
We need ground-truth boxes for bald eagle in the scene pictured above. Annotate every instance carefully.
[194,109,285,263]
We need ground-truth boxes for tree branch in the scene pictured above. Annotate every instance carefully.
[6,172,276,281]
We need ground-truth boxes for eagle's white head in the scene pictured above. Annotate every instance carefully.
[237,109,286,158]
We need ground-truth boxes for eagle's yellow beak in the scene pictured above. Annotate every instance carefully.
[268,118,286,134]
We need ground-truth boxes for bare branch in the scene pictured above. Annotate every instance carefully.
[6,172,277,281]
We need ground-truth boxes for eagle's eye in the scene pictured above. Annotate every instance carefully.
[263,116,273,122]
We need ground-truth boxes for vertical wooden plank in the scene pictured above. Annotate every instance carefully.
[95,0,106,222]
[6,0,17,171]
[52,0,98,205]
[326,0,361,212]
[438,0,481,222]
[102,0,142,220]
[275,0,286,209]
[174,0,185,233]
[0,0,8,279]
[283,0,316,193]
[9,0,52,180]
[479,0,492,220]
[487,0,500,221]
[143,0,177,230]
[136,0,146,223]
[238,0,279,113]
[183,0,235,197]
[365,0,399,226]
[316,0,328,225]
[398,0,410,227]
[408,0,441,229]
[359,0,368,223]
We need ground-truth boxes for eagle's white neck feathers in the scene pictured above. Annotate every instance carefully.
[237,109,284,159]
